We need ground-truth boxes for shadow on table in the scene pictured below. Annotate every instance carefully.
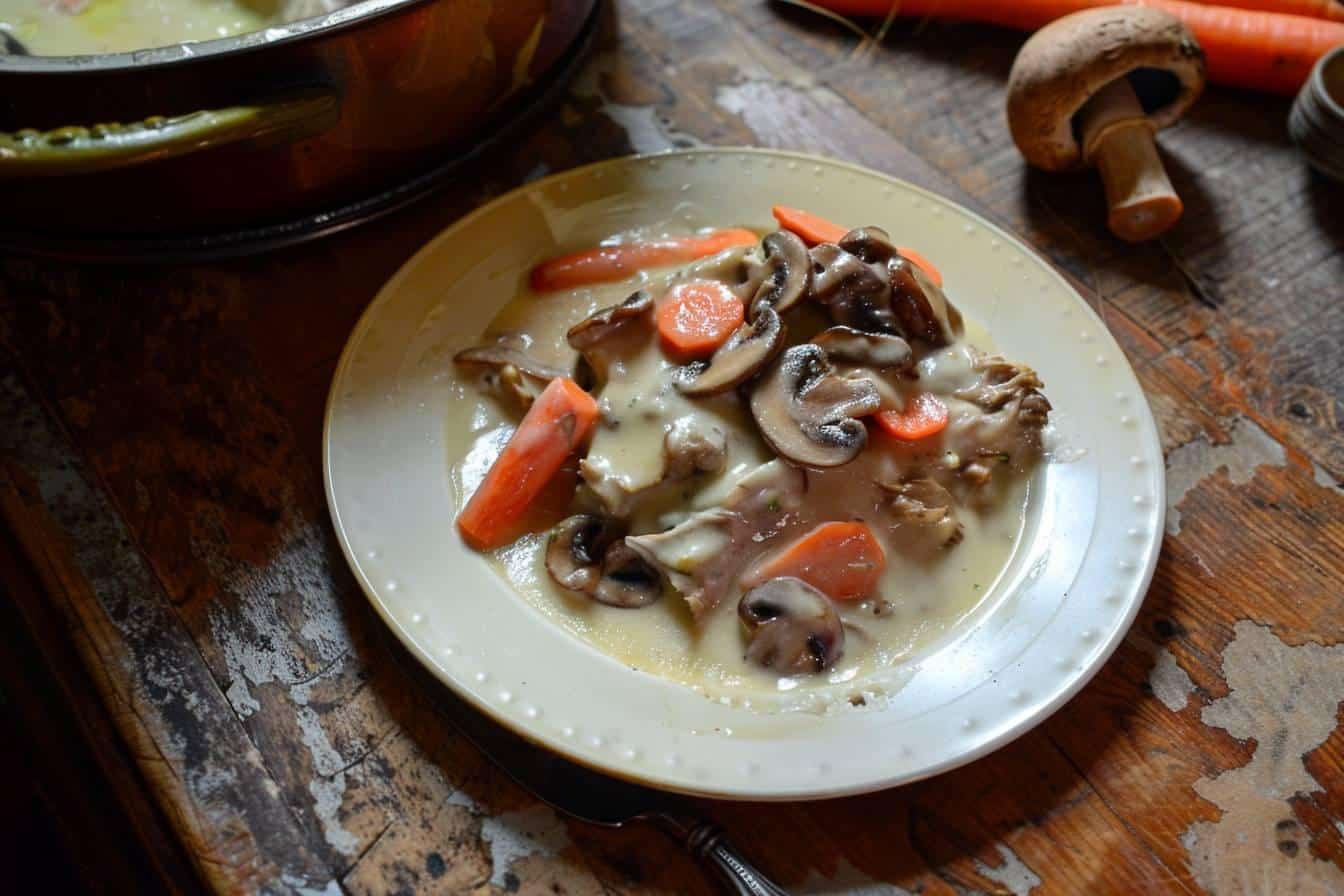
[341,539,1185,893]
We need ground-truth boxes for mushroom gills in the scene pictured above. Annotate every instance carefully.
[545,515,661,608]
[740,230,811,317]
[749,343,880,469]
[738,577,845,675]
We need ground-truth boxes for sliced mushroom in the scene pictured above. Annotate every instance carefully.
[454,332,569,409]
[738,577,845,675]
[889,257,963,346]
[545,515,660,608]
[677,305,785,396]
[663,416,728,480]
[837,226,899,265]
[566,291,655,381]
[809,243,899,334]
[750,344,881,468]
[742,230,811,317]
[879,478,964,548]
[546,515,625,594]
[812,326,913,371]
[593,542,663,607]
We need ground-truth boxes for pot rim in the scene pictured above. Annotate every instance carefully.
[0,0,431,74]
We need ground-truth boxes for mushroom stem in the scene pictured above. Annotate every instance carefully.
[1077,79,1183,243]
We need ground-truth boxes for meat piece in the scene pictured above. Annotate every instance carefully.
[623,509,742,619]
[663,416,727,480]
[946,355,1052,484]
[581,413,727,517]
[624,461,806,620]
[879,478,964,549]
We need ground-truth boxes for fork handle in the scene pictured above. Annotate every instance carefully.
[653,814,790,895]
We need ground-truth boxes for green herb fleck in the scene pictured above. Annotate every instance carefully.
[767,498,781,513]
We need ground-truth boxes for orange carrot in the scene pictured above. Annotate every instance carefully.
[457,378,598,550]
[772,205,849,246]
[874,393,949,441]
[656,280,745,360]
[806,0,1344,94]
[772,205,945,286]
[530,228,758,292]
[1183,0,1344,23]
[892,246,944,288]
[743,521,887,600]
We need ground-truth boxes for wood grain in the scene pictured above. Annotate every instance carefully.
[1,1,1342,893]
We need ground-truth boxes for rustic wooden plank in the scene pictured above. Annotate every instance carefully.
[0,365,342,893]
[0,510,195,895]
[2,0,1343,892]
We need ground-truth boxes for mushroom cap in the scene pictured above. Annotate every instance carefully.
[738,577,845,674]
[813,326,913,370]
[566,290,654,351]
[677,304,786,397]
[742,230,812,317]
[749,343,881,468]
[1006,6,1206,171]
[545,515,661,608]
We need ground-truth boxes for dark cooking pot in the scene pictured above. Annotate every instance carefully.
[0,0,597,258]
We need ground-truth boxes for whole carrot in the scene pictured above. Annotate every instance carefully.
[807,0,1344,93]
[1184,0,1344,23]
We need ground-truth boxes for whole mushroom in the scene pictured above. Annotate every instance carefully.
[738,577,845,675]
[1006,7,1206,242]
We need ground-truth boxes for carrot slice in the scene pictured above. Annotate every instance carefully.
[743,521,887,601]
[772,205,849,246]
[875,393,950,441]
[530,228,758,292]
[896,247,944,288]
[771,205,944,286]
[457,378,598,550]
[656,280,745,360]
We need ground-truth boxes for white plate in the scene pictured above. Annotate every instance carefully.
[323,148,1164,800]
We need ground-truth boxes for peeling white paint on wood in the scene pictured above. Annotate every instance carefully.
[1150,647,1197,713]
[447,790,572,887]
[973,844,1043,896]
[296,704,362,856]
[1164,417,1286,535]
[1182,621,1344,894]
[1313,462,1340,491]
[571,52,704,154]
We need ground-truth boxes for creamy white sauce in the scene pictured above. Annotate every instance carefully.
[446,236,1039,711]
[0,0,274,54]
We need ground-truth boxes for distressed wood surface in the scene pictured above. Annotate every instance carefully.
[2,1,1343,893]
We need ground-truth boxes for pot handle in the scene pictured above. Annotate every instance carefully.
[0,91,338,178]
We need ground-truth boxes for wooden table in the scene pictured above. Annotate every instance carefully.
[3,2,1342,893]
